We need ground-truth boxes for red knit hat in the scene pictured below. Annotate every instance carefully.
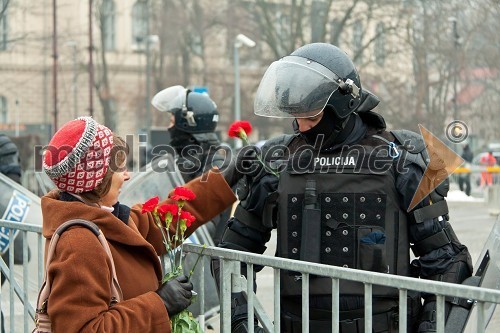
[43,117,114,193]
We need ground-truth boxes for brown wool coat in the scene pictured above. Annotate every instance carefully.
[41,171,236,333]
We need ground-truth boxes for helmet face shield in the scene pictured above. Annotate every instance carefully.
[151,85,186,113]
[152,85,219,134]
[254,56,340,118]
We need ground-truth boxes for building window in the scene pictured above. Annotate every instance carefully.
[132,0,147,51]
[0,0,8,51]
[353,19,363,62]
[375,23,385,66]
[0,96,7,123]
[101,0,116,51]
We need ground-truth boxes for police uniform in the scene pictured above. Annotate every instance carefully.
[216,43,472,333]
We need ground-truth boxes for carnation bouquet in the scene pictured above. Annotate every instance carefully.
[141,187,205,333]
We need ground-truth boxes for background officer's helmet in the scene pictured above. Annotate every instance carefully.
[0,134,21,178]
[173,91,219,134]
[152,85,219,134]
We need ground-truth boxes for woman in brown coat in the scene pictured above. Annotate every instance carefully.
[41,116,236,332]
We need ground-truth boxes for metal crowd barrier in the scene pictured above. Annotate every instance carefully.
[183,243,500,333]
[0,220,43,333]
[0,218,217,333]
[2,220,500,333]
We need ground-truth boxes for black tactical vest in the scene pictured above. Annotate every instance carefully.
[276,137,410,298]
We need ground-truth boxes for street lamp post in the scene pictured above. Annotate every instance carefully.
[145,35,159,130]
[448,16,461,121]
[66,41,78,119]
[233,33,256,148]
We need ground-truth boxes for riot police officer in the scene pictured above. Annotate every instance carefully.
[215,43,472,333]
[0,134,30,333]
[152,85,230,244]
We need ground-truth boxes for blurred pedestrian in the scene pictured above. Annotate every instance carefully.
[458,144,473,196]
[480,151,496,187]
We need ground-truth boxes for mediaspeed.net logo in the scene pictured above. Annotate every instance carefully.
[34,122,467,210]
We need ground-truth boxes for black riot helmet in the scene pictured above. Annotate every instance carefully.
[0,134,21,179]
[254,43,362,120]
[152,85,219,143]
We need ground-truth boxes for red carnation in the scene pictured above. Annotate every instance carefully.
[180,210,196,227]
[157,203,178,220]
[228,121,252,139]
[170,186,196,201]
[141,196,159,213]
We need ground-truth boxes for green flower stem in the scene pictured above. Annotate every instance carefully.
[240,136,279,178]
[178,221,187,271]
[154,214,175,269]
[164,225,175,270]
[164,219,176,269]
[175,201,185,269]
[188,244,207,280]
[175,215,181,269]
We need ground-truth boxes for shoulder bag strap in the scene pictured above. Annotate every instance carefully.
[35,219,123,324]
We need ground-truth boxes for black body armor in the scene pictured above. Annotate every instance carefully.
[277,136,409,299]
[216,115,471,333]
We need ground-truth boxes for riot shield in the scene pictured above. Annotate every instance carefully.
[0,173,44,329]
[0,172,43,250]
[446,216,500,332]
[119,154,220,320]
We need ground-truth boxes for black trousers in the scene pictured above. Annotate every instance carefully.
[458,174,471,196]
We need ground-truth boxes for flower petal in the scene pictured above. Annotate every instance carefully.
[228,120,252,138]
[170,186,196,201]
[141,196,159,213]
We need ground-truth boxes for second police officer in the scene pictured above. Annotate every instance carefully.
[152,85,230,244]
[215,43,473,333]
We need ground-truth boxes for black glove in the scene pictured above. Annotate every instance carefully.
[155,275,193,316]
[232,318,265,333]
[418,300,451,333]
[238,172,278,217]
[222,146,264,188]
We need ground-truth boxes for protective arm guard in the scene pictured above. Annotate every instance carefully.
[392,130,473,332]
[413,216,473,333]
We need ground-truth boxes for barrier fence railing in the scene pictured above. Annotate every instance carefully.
[0,220,43,333]
[2,220,499,333]
[183,243,500,333]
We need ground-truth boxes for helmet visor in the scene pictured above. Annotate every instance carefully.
[254,56,340,118]
[151,85,186,113]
